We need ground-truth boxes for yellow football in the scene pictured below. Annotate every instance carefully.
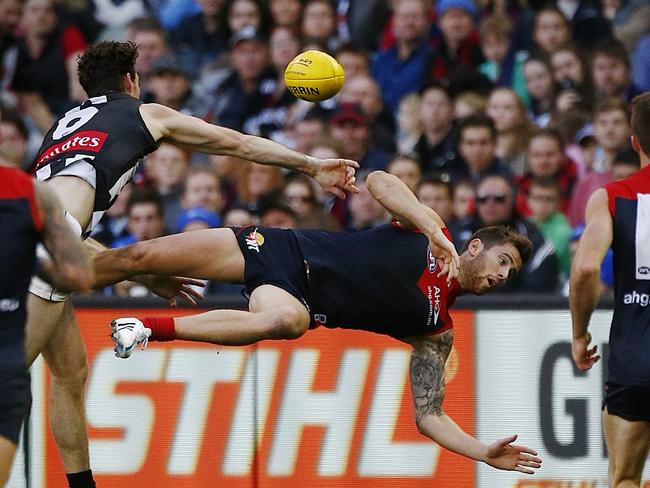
[284,50,345,102]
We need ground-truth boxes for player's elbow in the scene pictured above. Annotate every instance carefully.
[55,264,95,293]
[572,259,600,280]
[366,171,391,197]
[414,412,444,438]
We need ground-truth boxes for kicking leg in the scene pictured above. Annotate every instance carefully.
[603,407,650,488]
[93,228,244,286]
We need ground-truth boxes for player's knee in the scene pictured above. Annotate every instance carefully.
[49,355,88,393]
[268,306,307,339]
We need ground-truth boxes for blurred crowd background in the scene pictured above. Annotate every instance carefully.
[0,0,648,297]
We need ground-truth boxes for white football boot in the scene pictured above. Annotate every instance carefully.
[110,318,151,359]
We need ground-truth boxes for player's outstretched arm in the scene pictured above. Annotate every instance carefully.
[407,331,542,474]
[34,182,94,293]
[140,103,358,198]
[367,171,459,282]
[569,188,611,371]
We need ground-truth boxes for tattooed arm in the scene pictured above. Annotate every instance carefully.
[407,331,543,473]
[34,182,94,292]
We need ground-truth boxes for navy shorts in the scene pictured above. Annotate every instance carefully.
[231,226,312,313]
[0,372,30,444]
[603,381,650,422]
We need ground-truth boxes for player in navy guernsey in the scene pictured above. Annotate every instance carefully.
[0,166,92,486]
[24,41,357,488]
[95,170,545,474]
[571,92,650,488]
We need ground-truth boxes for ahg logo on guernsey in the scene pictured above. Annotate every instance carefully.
[623,290,650,306]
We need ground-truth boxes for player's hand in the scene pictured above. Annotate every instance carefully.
[311,158,359,199]
[428,227,460,285]
[136,275,205,306]
[572,332,601,371]
[483,434,542,474]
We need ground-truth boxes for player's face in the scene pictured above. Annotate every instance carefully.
[464,240,522,294]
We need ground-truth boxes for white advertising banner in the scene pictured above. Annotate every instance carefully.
[476,310,650,488]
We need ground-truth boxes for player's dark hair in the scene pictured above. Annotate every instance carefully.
[461,225,533,265]
[631,92,650,156]
[127,187,164,217]
[78,41,138,97]
[458,113,497,140]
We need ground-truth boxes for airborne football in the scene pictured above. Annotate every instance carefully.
[284,50,345,102]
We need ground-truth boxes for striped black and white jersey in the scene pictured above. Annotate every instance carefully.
[604,164,650,385]
[31,92,158,236]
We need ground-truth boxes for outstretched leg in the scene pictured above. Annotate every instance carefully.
[94,228,245,286]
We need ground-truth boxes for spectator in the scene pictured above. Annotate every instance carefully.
[145,142,191,231]
[531,7,571,56]
[611,143,641,180]
[526,177,572,277]
[485,87,536,175]
[417,173,454,224]
[126,17,169,99]
[113,187,166,248]
[456,113,512,183]
[396,92,422,153]
[92,0,147,38]
[205,26,275,131]
[431,0,483,81]
[386,154,422,193]
[243,25,299,138]
[448,178,475,246]
[209,154,248,210]
[239,162,284,207]
[13,0,86,132]
[223,203,256,227]
[523,55,555,127]
[257,197,297,228]
[148,55,208,116]
[453,91,487,119]
[550,44,594,115]
[413,82,461,176]
[171,0,227,80]
[563,0,612,51]
[91,181,133,246]
[290,110,328,153]
[0,0,24,91]
[371,0,433,114]
[338,73,396,153]
[517,128,579,216]
[567,98,631,225]
[0,112,28,169]
[336,0,389,52]
[328,102,391,170]
[335,42,371,79]
[268,0,302,29]
[462,174,559,293]
[176,206,221,232]
[301,0,338,51]
[346,170,388,231]
[218,0,271,42]
[181,166,225,217]
[590,38,642,102]
[632,32,650,91]
[282,173,340,230]
[478,14,528,102]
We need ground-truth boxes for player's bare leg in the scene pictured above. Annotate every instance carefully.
[0,436,17,486]
[175,284,310,344]
[94,228,246,286]
[603,407,650,488]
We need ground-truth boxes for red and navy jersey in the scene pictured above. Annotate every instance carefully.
[604,164,650,384]
[294,223,461,339]
[31,92,157,235]
[0,167,41,372]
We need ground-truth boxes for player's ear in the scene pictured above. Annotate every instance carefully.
[467,238,484,257]
[631,135,641,153]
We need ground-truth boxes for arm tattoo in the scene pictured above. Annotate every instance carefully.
[409,330,453,423]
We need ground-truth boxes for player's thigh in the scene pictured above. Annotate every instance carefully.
[0,435,17,486]
[24,294,67,366]
[134,228,244,282]
[40,300,87,380]
[603,408,650,482]
[249,284,310,328]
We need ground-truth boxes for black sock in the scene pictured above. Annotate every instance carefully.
[66,469,96,488]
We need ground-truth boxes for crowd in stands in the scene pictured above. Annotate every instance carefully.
[0,0,648,296]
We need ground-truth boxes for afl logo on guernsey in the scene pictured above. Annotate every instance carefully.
[638,266,650,275]
[427,247,437,273]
